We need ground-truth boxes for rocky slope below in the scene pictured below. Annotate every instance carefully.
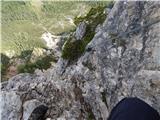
[1,1,160,120]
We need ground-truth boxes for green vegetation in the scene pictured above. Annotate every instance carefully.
[62,36,85,60]
[2,1,37,23]
[62,4,113,60]
[17,55,56,73]
[74,6,106,26]
[1,49,56,80]
[2,1,112,56]
[1,1,113,79]
[18,50,33,60]
[1,54,10,78]
[1,1,44,55]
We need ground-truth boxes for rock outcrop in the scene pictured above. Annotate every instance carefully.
[1,1,160,120]
[75,21,87,40]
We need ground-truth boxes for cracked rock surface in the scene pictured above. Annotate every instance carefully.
[1,1,160,120]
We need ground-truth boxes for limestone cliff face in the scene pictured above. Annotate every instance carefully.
[2,1,160,120]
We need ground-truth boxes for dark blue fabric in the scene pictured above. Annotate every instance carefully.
[108,97,160,120]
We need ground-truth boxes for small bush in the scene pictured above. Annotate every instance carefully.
[35,56,56,70]
[17,55,56,73]
[62,38,85,60]
[17,63,36,73]
[19,50,33,61]
[2,1,37,23]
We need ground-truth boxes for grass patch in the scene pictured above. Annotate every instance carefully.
[2,1,38,23]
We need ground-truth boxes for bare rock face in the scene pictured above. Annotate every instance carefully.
[1,1,160,120]
[75,21,87,40]
[1,91,22,120]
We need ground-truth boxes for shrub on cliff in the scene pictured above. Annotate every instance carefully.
[17,55,56,73]
[62,5,108,61]
[1,54,10,78]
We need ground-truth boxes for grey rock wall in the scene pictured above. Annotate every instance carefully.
[1,1,160,120]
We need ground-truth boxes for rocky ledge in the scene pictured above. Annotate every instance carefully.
[1,1,160,120]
